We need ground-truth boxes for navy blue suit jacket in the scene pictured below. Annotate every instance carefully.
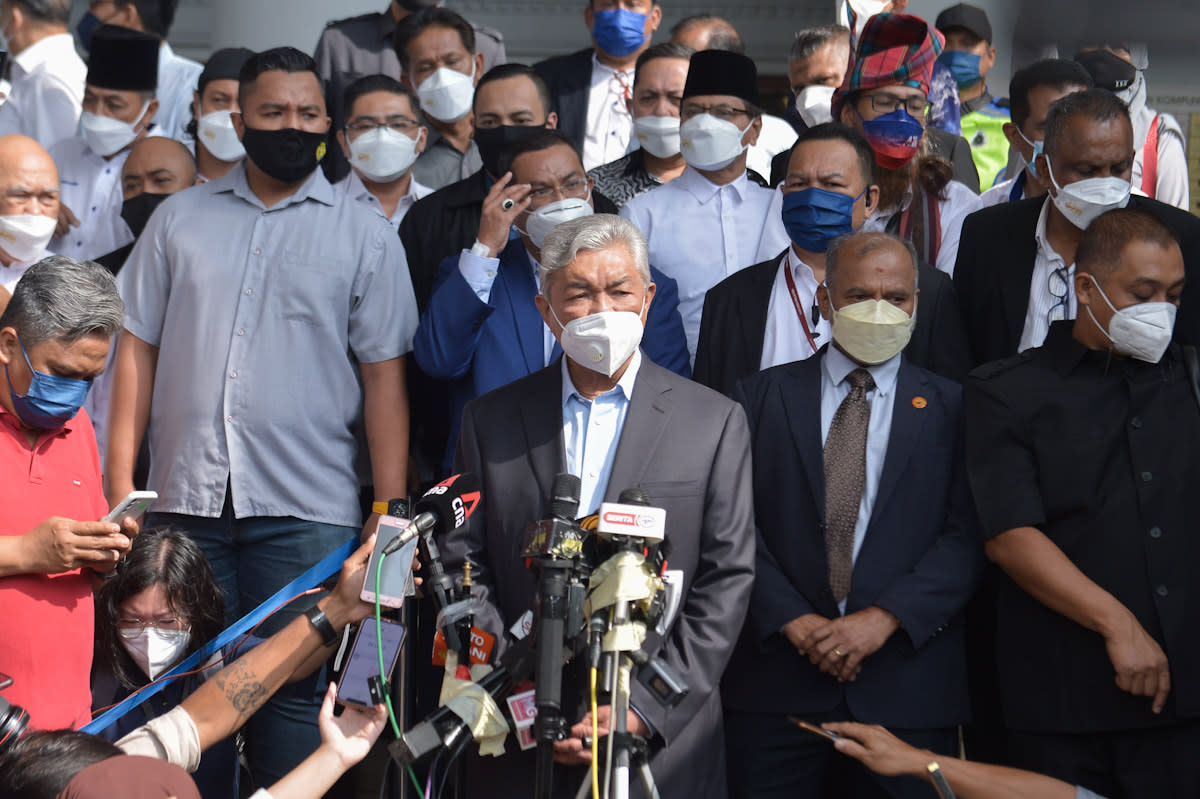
[723,350,982,729]
[413,236,691,470]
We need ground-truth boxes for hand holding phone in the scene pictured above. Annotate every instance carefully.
[361,516,418,609]
[103,490,157,524]
[336,618,406,710]
[788,716,840,742]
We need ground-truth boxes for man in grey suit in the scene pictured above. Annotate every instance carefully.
[445,213,755,798]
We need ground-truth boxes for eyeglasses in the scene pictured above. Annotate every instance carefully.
[680,102,752,123]
[1047,264,1072,323]
[528,177,590,203]
[862,92,930,118]
[117,616,189,638]
[346,118,420,135]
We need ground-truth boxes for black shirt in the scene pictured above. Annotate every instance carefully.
[965,321,1200,733]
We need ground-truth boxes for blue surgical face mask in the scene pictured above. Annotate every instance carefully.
[937,50,983,90]
[4,337,92,429]
[591,8,649,58]
[76,11,103,52]
[781,186,868,253]
[1017,128,1043,180]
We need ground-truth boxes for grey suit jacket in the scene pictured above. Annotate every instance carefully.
[447,355,755,799]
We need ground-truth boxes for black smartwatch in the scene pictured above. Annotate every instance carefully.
[304,605,339,647]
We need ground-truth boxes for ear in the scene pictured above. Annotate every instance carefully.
[401,73,414,92]
[864,184,880,213]
[647,5,663,32]
[472,52,485,84]
[535,292,560,334]
[641,281,657,321]
[584,4,594,31]
[546,111,559,129]
[138,99,159,131]
[231,110,245,140]
[320,114,332,134]
[192,90,202,121]
[816,283,832,321]
[336,129,350,160]
[1036,152,1053,194]
[1073,271,1095,309]
[1001,121,1021,149]
[0,325,18,368]
[743,115,763,147]
[415,126,428,154]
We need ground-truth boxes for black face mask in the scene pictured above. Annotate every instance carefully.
[396,0,438,10]
[241,125,327,183]
[121,192,170,238]
[1074,49,1138,93]
[474,124,548,178]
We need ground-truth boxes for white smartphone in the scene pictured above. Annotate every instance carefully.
[360,515,419,608]
[103,490,158,524]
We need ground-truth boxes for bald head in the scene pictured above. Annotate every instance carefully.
[826,232,919,295]
[122,137,197,200]
[670,15,744,54]
[0,135,60,221]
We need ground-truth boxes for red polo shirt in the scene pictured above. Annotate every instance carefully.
[0,405,107,730]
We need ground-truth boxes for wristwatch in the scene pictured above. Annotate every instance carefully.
[304,605,339,647]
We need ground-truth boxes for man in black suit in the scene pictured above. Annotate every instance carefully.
[955,87,1200,367]
[724,230,982,799]
[694,123,971,395]
[534,0,662,171]
[445,213,754,799]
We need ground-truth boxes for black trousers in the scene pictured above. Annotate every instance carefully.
[1007,721,1200,799]
[725,706,957,799]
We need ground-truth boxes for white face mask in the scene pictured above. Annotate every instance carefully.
[679,113,750,172]
[795,85,835,128]
[1085,274,1176,363]
[0,214,56,262]
[1045,158,1131,230]
[831,298,915,365]
[522,195,594,250]
[79,101,149,157]
[549,304,646,378]
[416,62,476,123]
[634,115,681,158]
[349,126,420,183]
[121,628,191,680]
[197,109,245,162]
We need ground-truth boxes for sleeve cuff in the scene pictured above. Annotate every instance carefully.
[457,248,501,302]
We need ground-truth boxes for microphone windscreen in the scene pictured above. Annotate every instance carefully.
[549,473,581,521]
[416,472,482,531]
[617,487,650,506]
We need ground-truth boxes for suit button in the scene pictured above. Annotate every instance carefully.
[1156,585,1169,597]
[1149,527,1162,539]
[1130,416,1143,429]
[1141,471,1153,482]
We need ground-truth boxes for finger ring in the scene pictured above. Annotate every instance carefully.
[834,648,844,657]
[501,198,515,211]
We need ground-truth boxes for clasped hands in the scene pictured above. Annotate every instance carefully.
[782,607,901,683]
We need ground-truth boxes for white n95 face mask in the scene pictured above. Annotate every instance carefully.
[522,195,594,249]
[79,101,149,157]
[1045,159,1131,230]
[197,110,245,162]
[831,298,915,365]
[795,85,835,128]
[0,214,56,262]
[417,62,476,123]
[679,113,750,172]
[122,628,192,680]
[349,127,420,182]
[1086,274,1176,363]
[634,115,681,158]
[551,307,646,377]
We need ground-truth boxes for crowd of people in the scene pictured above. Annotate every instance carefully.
[0,1,1196,798]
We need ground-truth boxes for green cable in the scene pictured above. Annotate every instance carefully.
[375,551,402,739]
[406,764,424,796]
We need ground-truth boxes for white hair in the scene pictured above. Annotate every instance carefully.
[538,214,652,291]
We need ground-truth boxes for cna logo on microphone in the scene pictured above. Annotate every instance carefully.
[596,502,666,541]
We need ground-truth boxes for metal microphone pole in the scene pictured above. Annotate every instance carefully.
[533,558,572,799]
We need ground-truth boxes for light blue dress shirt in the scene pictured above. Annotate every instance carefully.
[561,350,642,515]
[819,346,900,614]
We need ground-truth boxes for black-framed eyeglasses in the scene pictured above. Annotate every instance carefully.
[680,102,752,123]
[862,92,930,118]
[1047,264,1072,323]
[345,118,420,135]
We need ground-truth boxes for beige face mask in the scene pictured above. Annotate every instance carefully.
[830,298,915,364]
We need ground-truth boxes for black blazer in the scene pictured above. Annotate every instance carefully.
[723,352,981,728]
[534,48,594,153]
[693,250,973,396]
[953,194,1200,368]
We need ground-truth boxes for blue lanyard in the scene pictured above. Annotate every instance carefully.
[83,537,359,735]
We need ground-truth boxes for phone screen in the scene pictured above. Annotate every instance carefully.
[361,517,418,608]
[337,618,406,710]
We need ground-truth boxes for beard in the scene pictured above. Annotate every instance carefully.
[874,159,914,212]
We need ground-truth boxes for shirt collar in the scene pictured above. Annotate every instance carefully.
[12,33,77,75]
[224,160,336,210]
[822,341,901,397]
[677,165,748,205]
[1034,197,1064,263]
[785,248,818,284]
[561,349,642,408]
[960,89,994,115]
[591,52,634,81]
[343,169,429,205]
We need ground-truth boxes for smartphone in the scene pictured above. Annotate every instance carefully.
[103,490,158,524]
[0,672,12,691]
[788,716,840,742]
[360,515,419,608]
[336,618,406,710]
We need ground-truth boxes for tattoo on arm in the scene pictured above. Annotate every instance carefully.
[212,659,269,717]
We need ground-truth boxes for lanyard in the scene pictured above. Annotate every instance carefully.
[783,260,820,354]
[82,536,359,735]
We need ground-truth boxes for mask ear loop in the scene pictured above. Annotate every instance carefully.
[1083,273,1118,344]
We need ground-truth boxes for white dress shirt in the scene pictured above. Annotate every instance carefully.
[457,247,557,364]
[1018,199,1076,353]
[0,34,86,149]
[49,137,134,261]
[335,170,431,231]
[862,179,981,276]
[747,113,798,183]
[562,349,640,515]
[582,54,636,172]
[760,248,830,369]
[156,43,204,142]
[621,166,790,361]
[819,345,899,614]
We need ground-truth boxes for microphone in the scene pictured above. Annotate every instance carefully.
[597,489,666,544]
[521,474,586,560]
[382,472,481,555]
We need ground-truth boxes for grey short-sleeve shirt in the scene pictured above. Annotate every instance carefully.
[119,162,417,526]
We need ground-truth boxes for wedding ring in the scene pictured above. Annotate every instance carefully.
[834,648,844,657]
[501,198,515,211]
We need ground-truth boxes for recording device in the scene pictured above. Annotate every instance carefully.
[337,618,406,710]
[521,474,587,561]
[788,716,840,742]
[361,516,419,608]
[379,472,482,557]
[0,677,30,755]
[102,490,157,524]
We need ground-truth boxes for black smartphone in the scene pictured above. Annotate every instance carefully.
[787,716,840,742]
[336,618,406,711]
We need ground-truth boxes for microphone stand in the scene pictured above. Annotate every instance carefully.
[532,556,574,799]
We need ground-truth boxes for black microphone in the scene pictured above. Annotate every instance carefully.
[382,472,481,555]
[521,474,585,559]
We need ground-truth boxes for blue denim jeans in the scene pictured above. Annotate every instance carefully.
[148,503,358,788]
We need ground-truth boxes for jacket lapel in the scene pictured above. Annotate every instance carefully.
[518,363,567,503]
[1000,199,1043,351]
[868,360,928,526]
[741,253,786,367]
[606,357,672,495]
[780,355,826,513]
[500,240,546,374]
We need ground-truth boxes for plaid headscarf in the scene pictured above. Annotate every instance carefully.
[832,13,945,119]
